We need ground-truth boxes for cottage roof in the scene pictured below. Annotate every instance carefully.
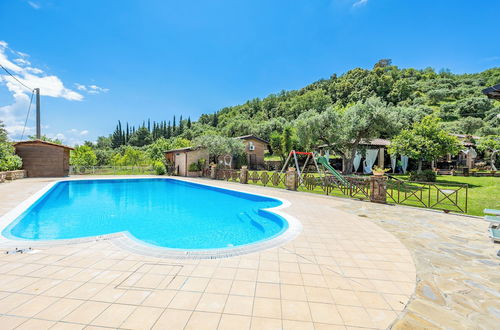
[482,84,500,100]
[235,135,269,144]
[13,139,74,150]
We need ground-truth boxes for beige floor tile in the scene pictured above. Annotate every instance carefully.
[304,286,334,303]
[205,278,232,294]
[282,319,315,330]
[0,315,26,330]
[355,291,392,310]
[42,281,84,298]
[314,323,347,329]
[330,289,362,306]
[281,284,307,301]
[19,278,62,295]
[195,293,227,313]
[35,298,83,321]
[281,300,312,321]
[89,285,125,303]
[250,316,282,330]
[366,308,398,329]
[16,318,55,330]
[0,293,33,313]
[91,303,136,327]
[121,306,163,330]
[309,302,343,325]
[255,282,281,299]
[218,314,251,330]
[223,295,254,316]
[66,282,106,300]
[253,297,282,319]
[115,289,151,305]
[62,301,110,324]
[212,267,237,280]
[279,272,303,285]
[48,322,85,330]
[9,295,58,318]
[152,308,192,330]
[257,270,280,283]
[168,291,202,310]
[235,268,258,281]
[184,311,221,330]
[142,289,176,308]
[230,280,256,296]
[182,276,210,292]
[336,305,374,328]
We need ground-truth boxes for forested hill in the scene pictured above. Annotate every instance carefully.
[105,60,500,148]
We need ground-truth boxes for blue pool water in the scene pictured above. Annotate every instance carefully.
[3,179,288,249]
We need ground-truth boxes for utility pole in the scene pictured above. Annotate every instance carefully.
[35,88,40,139]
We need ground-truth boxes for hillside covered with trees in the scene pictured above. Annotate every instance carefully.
[76,60,499,170]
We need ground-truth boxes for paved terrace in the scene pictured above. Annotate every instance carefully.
[0,176,498,329]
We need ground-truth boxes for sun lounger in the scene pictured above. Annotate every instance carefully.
[484,209,500,244]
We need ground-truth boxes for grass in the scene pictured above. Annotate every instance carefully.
[244,170,499,216]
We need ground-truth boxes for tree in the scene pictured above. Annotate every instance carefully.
[280,126,295,158]
[27,135,63,144]
[477,135,500,171]
[128,126,152,147]
[70,145,97,167]
[96,136,112,149]
[388,115,461,172]
[111,121,124,148]
[0,120,8,143]
[193,134,245,164]
[296,97,399,174]
[456,117,484,135]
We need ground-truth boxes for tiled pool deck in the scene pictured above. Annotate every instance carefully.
[0,176,498,329]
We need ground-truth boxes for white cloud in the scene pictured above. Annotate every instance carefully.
[353,0,368,7]
[28,1,41,9]
[75,83,110,95]
[0,40,86,140]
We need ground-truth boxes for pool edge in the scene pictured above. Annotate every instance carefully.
[0,176,303,259]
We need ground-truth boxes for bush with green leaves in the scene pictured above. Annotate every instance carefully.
[0,143,22,171]
[408,169,437,182]
[188,162,201,172]
[152,161,166,175]
[71,145,97,167]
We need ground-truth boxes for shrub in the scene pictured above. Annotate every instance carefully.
[0,143,23,171]
[188,162,201,172]
[408,169,436,182]
[152,161,166,175]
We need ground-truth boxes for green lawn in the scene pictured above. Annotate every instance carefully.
[244,170,498,216]
[432,175,499,216]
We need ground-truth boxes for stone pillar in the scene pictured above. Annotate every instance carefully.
[240,166,248,184]
[378,148,384,168]
[370,175,387,204]
[285,167,298,191]
[210,164,217,179]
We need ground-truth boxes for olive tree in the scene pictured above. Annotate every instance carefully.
[388,115,461,172]
[295,97,399,174]
[193,134,245,165]
[477,135,500,171]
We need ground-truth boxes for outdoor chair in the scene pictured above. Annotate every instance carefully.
[484,209,500,243]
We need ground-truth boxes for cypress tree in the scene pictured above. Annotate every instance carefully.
[187,117,192,129]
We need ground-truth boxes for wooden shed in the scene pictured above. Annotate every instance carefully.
[13,140,73,177]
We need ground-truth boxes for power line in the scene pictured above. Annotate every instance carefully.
[0,64,34,92]
[21,90,35,141]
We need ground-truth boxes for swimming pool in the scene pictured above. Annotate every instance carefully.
[2,178,292,251]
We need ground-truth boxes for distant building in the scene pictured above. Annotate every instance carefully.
[482,84,500,100]
[13,140,73,177]
[164,135,269,176]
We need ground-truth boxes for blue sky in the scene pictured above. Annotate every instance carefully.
[1,0,499,145]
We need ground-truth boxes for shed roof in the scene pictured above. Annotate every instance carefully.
[164,146,195,154]
[482,84,500,100]
[13,139,74,150]
[235,135,269,144]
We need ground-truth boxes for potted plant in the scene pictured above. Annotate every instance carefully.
[372,165,389,176]
[187,162,202,177]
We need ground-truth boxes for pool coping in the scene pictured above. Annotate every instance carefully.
[0,177,303,259]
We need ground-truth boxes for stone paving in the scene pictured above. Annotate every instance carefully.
[0,176,497,329]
